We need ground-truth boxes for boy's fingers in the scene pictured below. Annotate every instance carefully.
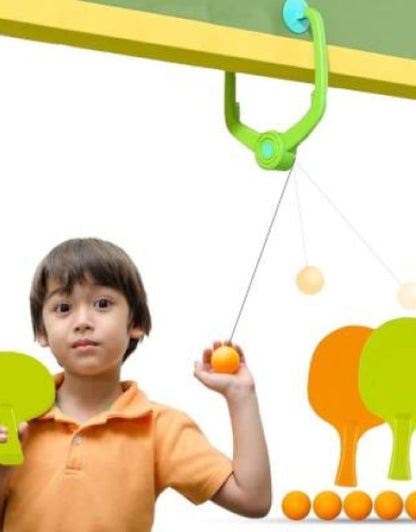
[0,426,8,443]
[225,342,245,362]
[18,422,28,434]
[194,363,206,382]
[195,361,212,374]
[194,365,215,388]
[18,422,29,442]
[0,423,29,444]
[202,348,212,364]
[233,344,245,360]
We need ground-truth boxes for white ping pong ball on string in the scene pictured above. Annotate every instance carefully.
[398,282,416,309]
[296,266,324,295]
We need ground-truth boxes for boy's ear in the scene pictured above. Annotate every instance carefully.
[36,332,49,347]
[129,326,144,340]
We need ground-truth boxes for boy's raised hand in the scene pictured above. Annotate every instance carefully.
[0,423,30,480]
[194,341,255,397]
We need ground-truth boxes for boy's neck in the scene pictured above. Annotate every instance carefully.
[57,369,124,413]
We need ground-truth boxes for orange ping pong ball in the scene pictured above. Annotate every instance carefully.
[211,346,240,374]
[282,491,311,520]
[404,492,416,519]
[313,491,342,520]
[296,266,324,295]
[343,491,372,520]
[374,491,403,520]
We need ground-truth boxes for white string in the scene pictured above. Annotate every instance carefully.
[297,162,402,285]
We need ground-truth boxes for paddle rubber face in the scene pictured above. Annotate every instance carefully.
[359,317,416,480]
[308,326,383,486]
[0,352,55,465]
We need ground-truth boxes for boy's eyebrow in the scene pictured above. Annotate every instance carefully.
[44,287,68,302]
[44,283,117,302]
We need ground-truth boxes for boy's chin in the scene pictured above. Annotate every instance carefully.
[60,361,121,377]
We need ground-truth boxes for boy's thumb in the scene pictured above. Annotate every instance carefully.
[193,362,209,385]
[194,363,216,388]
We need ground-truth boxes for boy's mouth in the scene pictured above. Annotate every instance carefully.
[72,339,98,348]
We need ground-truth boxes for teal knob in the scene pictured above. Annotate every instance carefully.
[283,0,310,34]
[260,139,276,160]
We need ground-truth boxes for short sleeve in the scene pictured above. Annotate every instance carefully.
[154,408,233,505]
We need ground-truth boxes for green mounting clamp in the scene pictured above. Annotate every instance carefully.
[224,0,328,171]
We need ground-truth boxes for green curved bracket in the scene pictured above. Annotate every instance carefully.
[224,2,328,171]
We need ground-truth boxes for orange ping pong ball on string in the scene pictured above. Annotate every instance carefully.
[296,266,324,295]
[282,491,311,520]
[313,491,342,520]
[211,346,240,374]
[343,491,373,520]
[404,492,416,520]
[398,282,416,309]
[374,491,403,520]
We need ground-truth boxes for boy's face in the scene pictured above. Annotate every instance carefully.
[37,275,143,375]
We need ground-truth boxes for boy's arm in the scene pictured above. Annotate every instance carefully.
[211,386,271,517]
[194,342,272,518]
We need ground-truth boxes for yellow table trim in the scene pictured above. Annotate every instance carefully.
[0,0,415,99]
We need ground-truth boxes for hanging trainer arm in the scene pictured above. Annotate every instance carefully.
[224,0,328,171]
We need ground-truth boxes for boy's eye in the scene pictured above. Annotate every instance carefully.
[95,298,113,309]
[55,303,70,313]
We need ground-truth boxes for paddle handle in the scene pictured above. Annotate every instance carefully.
[389,418,413,480]
[336,424,360,486]
[0,405,23,466]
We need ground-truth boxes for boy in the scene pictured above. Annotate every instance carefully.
[0,238,271,531]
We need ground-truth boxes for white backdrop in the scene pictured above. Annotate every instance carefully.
[0,31,415,530]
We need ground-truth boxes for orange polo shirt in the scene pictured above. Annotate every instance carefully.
[4,373,233,532]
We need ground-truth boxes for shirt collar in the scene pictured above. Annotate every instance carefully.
[37,372,153,426]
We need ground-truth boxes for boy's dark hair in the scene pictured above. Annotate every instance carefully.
[30,238,151,363]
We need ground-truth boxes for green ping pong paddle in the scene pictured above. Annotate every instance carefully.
[359,317,416,480]
[0,352,55,465]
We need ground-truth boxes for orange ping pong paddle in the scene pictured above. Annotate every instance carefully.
[308,326,384,486]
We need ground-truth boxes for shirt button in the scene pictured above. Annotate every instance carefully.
[73,435,83,446]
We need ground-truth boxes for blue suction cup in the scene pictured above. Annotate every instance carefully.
[283,0,310,34]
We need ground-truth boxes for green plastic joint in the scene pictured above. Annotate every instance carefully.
[256,132,296,171]
[224,2,328,171]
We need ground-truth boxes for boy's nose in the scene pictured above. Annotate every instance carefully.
[73,308,94,332]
